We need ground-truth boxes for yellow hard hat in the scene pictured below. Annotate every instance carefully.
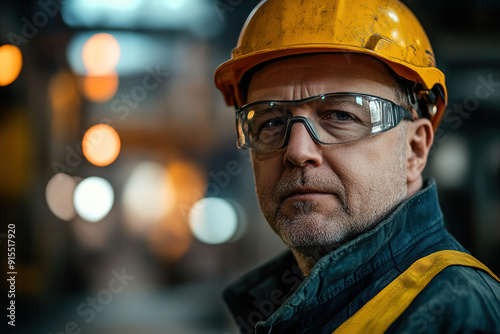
[214,0,447,129]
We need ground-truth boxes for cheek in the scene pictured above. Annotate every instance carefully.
[250,153,283,196]
[349,133,402,168]
[327,136,403,195]
[327,142,379,178]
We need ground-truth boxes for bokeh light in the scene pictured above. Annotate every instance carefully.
[48,71,81,116]
[167,160,207,208]
[430,135,469,188]
[0,112,34,197]
[67,31,162,76]
[46,173,78,221]
[61,0,223,37]
[122,161,175,234]
[82,124,121,167]
[149,214,193,262]
[0,44,23,86]
[48,71,82,140]
[164,0,185,9]
[73,176,114,222]
[82,33,120,75]
[81,71,119,102]
[148,160,207,262]
[189,197,238,244]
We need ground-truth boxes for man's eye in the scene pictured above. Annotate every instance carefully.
[337,111,352,121]
[325,111,353,121]
[262,117,285,129]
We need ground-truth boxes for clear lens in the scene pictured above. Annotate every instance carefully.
[236,93,412,150]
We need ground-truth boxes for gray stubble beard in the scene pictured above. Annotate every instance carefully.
[259,128,408,261]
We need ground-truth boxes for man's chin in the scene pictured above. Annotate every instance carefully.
[278,224,368,260]
[289,243,339,261]
[281,233,349,259]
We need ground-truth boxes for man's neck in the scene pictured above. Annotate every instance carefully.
[293,252,317,277]
[406,176,423,198]
[292,245,338,276]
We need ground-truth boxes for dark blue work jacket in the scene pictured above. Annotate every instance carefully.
[224,180,500,333]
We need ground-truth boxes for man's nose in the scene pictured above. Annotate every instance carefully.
[283,121,323,168]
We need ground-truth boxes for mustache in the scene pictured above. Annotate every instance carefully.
[273,169,350,213]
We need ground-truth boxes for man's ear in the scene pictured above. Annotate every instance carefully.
[406,118,434,184]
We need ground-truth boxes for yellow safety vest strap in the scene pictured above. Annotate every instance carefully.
[333,250,500,334]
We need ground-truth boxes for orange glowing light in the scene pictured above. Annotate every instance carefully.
[49,71,80,114]
[82,124,121,167]
[167,161,207,205]
[48,71,82,140]
[0,44,23,86]
[82,33,120,75]
[149,215,193,263]
[82,71,119,103]
[148,161,207,262]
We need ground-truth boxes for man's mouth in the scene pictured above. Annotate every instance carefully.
[282,187,332,201]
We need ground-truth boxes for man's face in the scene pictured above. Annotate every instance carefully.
[247,54,409,258]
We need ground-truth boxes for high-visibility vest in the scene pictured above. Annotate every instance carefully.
[333,250,500,333]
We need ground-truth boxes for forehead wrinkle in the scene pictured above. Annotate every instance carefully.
[248,54,398,103]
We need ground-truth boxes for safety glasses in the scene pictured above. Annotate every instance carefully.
[236,93,413,150]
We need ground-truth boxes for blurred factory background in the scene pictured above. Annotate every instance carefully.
[0,0,499,333]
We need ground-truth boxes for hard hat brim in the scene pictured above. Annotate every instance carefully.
[215,45,447,129]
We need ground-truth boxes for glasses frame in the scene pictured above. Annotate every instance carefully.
[235,92,414,150]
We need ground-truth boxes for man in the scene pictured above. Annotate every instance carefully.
[214,0,500,333]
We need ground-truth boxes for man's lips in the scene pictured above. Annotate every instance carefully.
[282,187,332,201]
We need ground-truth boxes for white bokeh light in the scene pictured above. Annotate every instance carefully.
[74,176,114,222]
[122,161,175,233]
[61,0,222,37]
[431,135,469,188]
[163,0,185,9]
[189,197,238,244]
[46,173,78,221]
